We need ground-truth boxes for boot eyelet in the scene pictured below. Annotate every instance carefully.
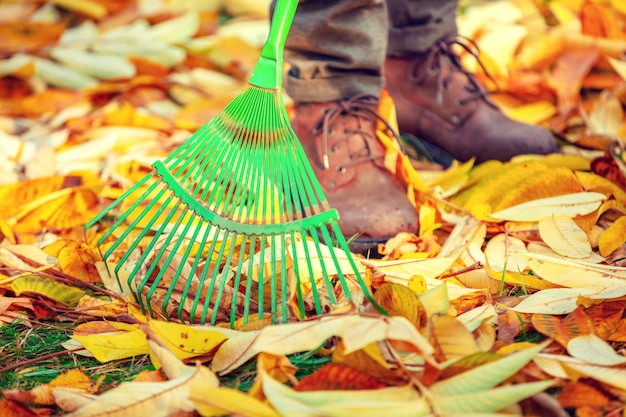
[337,166,347,174]
[328,181,336,189]
[329,146,336,154]
[450,115,459,124]
[456,99,464,106]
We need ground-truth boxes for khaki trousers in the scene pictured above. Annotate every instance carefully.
[271,0,458,102]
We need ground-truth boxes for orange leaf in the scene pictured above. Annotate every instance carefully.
[295,363,386,391]
[0,400,38,417]
[0,22,65,54]
[531,306,595,348]
[558,381,610,408]
[0,89,86,117]
[57,241,102,283]
[128,56,171,77]
[581,2,625,40]
[585,301,624,340]
[103,101,174,131]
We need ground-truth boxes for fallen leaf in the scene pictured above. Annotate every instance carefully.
[598,215,626,257]
[211,315,435,375]
[567,334,626,366]
[490,192,606,222]
[11,274,85,307]
[538,214,593,259]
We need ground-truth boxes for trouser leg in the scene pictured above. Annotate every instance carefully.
[272,0,388,102]
[273,0,458,102]
[386,0,459,56]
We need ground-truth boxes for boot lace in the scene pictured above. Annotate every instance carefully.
[312,94,401,171]
[409,35,498,108]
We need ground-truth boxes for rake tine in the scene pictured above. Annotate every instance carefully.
[86,0,383,326]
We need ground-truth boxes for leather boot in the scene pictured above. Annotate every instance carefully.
[293,94,419,252]
[385,37,559,163]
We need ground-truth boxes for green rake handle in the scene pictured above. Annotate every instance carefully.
[248,0,298,89]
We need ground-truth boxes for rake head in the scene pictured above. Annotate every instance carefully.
[85,85,378,327]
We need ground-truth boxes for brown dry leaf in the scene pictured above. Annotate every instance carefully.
[547,47,599,118]
[211,314,435,375]
[0,296,33,326]
[587,90,624,136]
[2,369,96,406]
[54,340,219,416]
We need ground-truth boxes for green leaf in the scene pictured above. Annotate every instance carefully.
[437,380,554,414]
[430,341,550,396]
[11,274,85,307]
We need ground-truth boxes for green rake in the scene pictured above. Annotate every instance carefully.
[85,0,380,327]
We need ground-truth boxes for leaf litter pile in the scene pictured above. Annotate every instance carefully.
[1,0,626,416]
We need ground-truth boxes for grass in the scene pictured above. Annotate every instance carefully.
[0,318,330,399]
[0,320,153,392]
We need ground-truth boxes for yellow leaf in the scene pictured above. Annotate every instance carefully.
[432,314,480,361]
[72,328,149,363]
[425,159,474,197]
[190,383,280,417]
[538,214,592,259]
[11,274,85,307]
[504,101,556,125]
[491,192,606,222]
[408,275,428,296]
[575,171,626,210]
[484,256,556,291]
[540,154,591,171]
[598,216,626,257]
[48,0,107,19]
[567,334,626,366]
[455,161,549,210]
[493,166,584,212]
[147,319,227,361]
[372,283,426,329]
